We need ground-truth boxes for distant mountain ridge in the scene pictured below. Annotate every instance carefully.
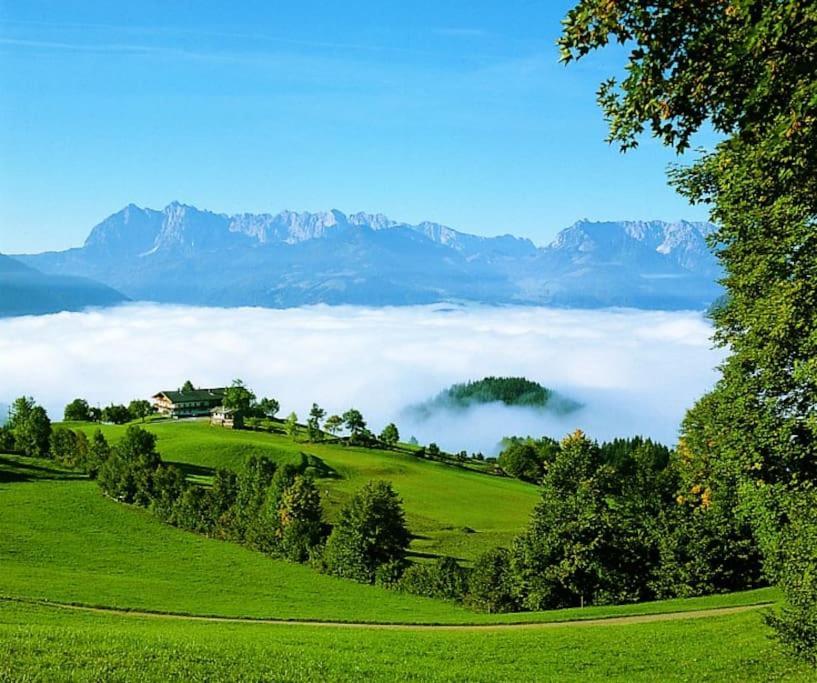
[0,253,127,317]
[16,203,722,310]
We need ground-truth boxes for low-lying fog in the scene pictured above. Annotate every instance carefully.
[0,303,724,454]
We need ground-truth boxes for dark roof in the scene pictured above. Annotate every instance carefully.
[153,387,227,403]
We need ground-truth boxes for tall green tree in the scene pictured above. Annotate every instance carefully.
[101,403,131,424]
[277,476,325,562]
[223,379,256,415]
[324,414,344,438]
[86,429,111,478]
[128,399,153,423]
[307,403,326,442]
[323,480,410,583]
[63,398,92,422]
[98,425,161,505]
[284,412,299,439]
[379,423,399,448]
[8,396,51,457]
[560,1,817,659]
[257,397,280,418]
[233,455,277,542]
[342,409,367,444]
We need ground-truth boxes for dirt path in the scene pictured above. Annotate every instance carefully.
[4,598,770,631]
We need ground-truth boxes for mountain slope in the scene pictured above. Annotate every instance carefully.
[0,253,127,317]
[17,204,722,310]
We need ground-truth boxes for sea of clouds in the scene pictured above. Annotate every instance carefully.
[0,303,724,454]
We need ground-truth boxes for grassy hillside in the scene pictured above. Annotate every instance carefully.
[63,419,539,560]
[0,454,775,624]
[0,453,807,680]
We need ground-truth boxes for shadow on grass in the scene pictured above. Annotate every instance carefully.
[0,455,87,483]
[405,549,469,563]
[168,461,216,480]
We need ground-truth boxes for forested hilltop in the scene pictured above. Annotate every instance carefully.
[408,376,581,420]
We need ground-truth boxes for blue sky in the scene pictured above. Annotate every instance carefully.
[0,1,714,253]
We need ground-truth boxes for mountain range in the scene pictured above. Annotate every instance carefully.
[7,202,722,314]
[0,252,126,317]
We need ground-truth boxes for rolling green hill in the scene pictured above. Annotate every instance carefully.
[0,450,808,680]
[63,418,539,560]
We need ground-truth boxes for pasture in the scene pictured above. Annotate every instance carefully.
[63,418,540,560]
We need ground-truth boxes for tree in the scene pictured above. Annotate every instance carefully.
[233,455,277,542]
[128,399,153,423]
[284,412,299,439]
[8,396,51,457]
[426,442,441,459]
[257,397,280,418]
[379,423,399,448]
[466,548,518,613]
[560,2,817,659]
[101,403,131,424]
[499,437,560,483]
[510,430,610,609]
[86,429,111,478]
[64,398,92,422]
[307,403,326,442]
[98,425,161,505]
[207,468,239,535]
[498,441,543,483]
[323,480,410,583]
[7,396,34,431]
[181,380,195,392]
[277,476,325,562]
[342,409,367,444]
[223,379,256,415]
[0,426,14,452]
[50,428,79,465]
[150,464,187,523]
[324,414,344,438]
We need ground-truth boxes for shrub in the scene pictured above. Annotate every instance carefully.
[374,559,407,588]
[465,548,518,613]
[399,557,468,601]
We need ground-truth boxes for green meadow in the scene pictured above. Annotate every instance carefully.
[0,430,808,680]
[0,601,809,681]
[63,418,540,560]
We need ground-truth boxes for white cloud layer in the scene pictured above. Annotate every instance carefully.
[0,303,723,454]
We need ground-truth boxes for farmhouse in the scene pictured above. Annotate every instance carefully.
[152,387,227,418]
[210,406,243,429]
